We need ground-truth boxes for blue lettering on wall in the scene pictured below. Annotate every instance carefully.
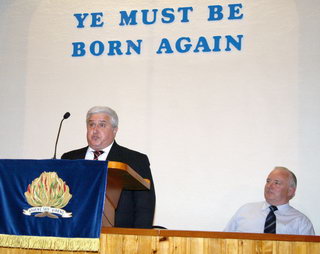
[156,38,174,54]
[193,37,211,52]
[107,41,123,55]
[228,4,243,20]
[156,35,244,54]
[72,42,86,56]
[74,12,104,28]
[176,37,192,53]
[119,10,138,26]
[207,5,224,21]
[90,41,104,56]
[119,7,193,26]
[71,40,142,57]
[177,7,193,22]
[161,8,175,23]
[74,13,89,28]
[225,35,243,51]
[126,40,142,55]
[208,4,243,21]
[90,12,104,27]
[141,9,158,25]
[212,36,222,52]
[72,3,245,57]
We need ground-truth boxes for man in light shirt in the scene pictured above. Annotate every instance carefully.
[224,167,315,235]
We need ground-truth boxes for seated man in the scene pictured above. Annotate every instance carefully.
[62,106,156,228]
[224,167,314,235]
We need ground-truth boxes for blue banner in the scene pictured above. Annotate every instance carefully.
[0,159,108,251]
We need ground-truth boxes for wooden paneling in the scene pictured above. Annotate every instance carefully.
[1,228,319,254]
[100,228,320,254]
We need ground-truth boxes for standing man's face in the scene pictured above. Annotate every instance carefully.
[86,113,117,151]
[264,169,295,206]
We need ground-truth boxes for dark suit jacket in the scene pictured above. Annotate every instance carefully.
[61,141,156,228]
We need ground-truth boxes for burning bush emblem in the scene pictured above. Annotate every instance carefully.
[23,171,72,218]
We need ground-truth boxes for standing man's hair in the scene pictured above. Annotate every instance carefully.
[86,106,119,128]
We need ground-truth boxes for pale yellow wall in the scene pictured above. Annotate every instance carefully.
[1,0,319,234]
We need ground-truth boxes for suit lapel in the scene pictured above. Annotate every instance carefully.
[78,147,88,159]
[107,141,122,161]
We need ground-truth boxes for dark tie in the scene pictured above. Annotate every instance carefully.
[93,150,104,160]
[264,205,278,234]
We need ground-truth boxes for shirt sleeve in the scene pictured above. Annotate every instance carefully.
[224,209,240,232]
[299,216,315,235]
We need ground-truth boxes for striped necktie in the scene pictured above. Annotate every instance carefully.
[264,205,278,234]
[93,150,104,160]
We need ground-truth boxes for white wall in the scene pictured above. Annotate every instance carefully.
[1,0,320,233]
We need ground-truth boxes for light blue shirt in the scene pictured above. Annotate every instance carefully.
[224,201,315,235]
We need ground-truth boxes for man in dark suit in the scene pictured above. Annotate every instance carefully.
[61,106,155,228]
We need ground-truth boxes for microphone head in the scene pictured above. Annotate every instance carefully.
[63,112,71,119]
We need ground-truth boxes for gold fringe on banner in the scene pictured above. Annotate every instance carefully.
[0,234,99,251]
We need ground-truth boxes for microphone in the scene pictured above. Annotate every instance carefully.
[53,112,71,159]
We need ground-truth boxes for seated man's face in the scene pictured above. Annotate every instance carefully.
[264,169,295,206]
[86,113,117,151]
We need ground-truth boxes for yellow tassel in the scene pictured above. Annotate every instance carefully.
[0,234,99,251]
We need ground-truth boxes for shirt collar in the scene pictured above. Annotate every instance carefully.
[263,201,290,213]
[87,141,114,158]
[88,141,113,152]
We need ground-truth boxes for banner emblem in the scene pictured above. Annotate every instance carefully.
[23,171,72,218]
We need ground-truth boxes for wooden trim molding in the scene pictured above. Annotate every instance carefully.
[102,227,320,243]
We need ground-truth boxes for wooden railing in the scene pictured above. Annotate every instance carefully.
[1,228,319,253]
[100,228,320,254]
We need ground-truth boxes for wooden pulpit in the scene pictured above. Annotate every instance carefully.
[102,161,151,227]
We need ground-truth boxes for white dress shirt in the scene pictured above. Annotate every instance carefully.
[224,201,315,235]
[85,142,114,161]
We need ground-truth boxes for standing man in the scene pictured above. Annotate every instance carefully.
[224,167,315,235]
[62,106,156,228]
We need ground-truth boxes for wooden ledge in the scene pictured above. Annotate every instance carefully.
[102,227,320,243]
[107,161,150,190]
